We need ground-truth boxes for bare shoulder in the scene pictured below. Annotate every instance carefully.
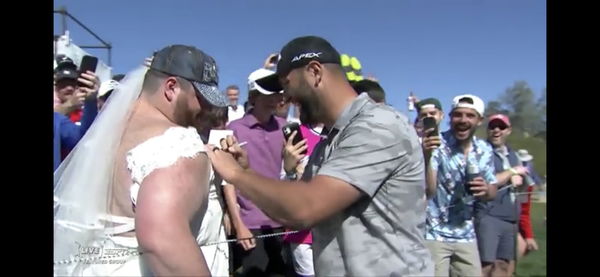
[134,153,211,241]
[136,153,211,218]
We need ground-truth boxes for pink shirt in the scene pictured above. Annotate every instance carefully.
[300,125,321,157]
[284,124,323,245]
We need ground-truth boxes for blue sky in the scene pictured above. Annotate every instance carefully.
[54,0,545,122]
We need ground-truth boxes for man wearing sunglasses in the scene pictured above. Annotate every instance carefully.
[474,114,530,277]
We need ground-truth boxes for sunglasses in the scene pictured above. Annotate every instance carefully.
[488,124,508,130]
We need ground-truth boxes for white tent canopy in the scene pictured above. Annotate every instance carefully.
[54,31,112,83]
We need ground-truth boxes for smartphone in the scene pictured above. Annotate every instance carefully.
[422,117,438,137]
[80,55,98,74]
[282,122,307,155]
[79,55,99,88]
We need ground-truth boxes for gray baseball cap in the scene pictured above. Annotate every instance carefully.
[150,45,228,107]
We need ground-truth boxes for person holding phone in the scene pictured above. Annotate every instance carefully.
[223,68,291,276]
[281,119,324,277]
[54,55,82,116]
[53,55,100,170]
[53,55,100,122]
[422,94,498,277]
[207,36,433,276]
[416,97,443,133]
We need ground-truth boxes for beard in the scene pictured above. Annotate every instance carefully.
[292,78,323,126]
[451,122,477,142]
[173,94,197,127]
[299,100,321,126]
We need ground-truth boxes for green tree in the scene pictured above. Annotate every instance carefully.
[484,100,509,118]
[478,82,547,179]
[499,81,544,135]
[536,87,546,139]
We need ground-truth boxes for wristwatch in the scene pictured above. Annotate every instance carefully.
[285,171,297,180]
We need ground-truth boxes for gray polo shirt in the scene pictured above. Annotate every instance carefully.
[304,93,433,276]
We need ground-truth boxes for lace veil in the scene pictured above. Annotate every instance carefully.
[54,66,148,273]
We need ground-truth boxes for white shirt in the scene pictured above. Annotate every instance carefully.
[227,104,245,124]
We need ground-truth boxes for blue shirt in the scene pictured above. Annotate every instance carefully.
[426,130,497,242]
[53,99,98,171]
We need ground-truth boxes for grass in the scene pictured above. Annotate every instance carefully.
[515,202,546,276]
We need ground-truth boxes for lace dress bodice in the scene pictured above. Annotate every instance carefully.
[126,126,207,206]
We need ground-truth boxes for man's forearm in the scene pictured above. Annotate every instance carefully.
[223,185,246,230]
[495,170,514,187]
[229,170,314,229]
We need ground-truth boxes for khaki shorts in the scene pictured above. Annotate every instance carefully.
[425,240,482,277]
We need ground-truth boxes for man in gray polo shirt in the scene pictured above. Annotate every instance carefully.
[207,35,433,276]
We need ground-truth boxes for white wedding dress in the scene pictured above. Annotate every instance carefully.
[56,127,207,276]
[197,176,230,277]
[54,66,229,276]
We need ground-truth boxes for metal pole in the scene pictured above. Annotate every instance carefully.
[60,7,67,35]
[108,46,112,67]
[53,8,114,67]
[54,38,57,58]
[65,12,111,48]
[79,46,109,49]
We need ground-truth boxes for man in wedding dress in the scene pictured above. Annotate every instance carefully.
[54,44,229,276]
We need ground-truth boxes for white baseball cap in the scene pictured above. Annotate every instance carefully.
[248,68,283,95]
[452,94,485,117]
[98,80,120,98]
[517,149,533,162]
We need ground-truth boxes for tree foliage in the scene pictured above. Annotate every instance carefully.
[484,81,546,137]
[478,81,547,179]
